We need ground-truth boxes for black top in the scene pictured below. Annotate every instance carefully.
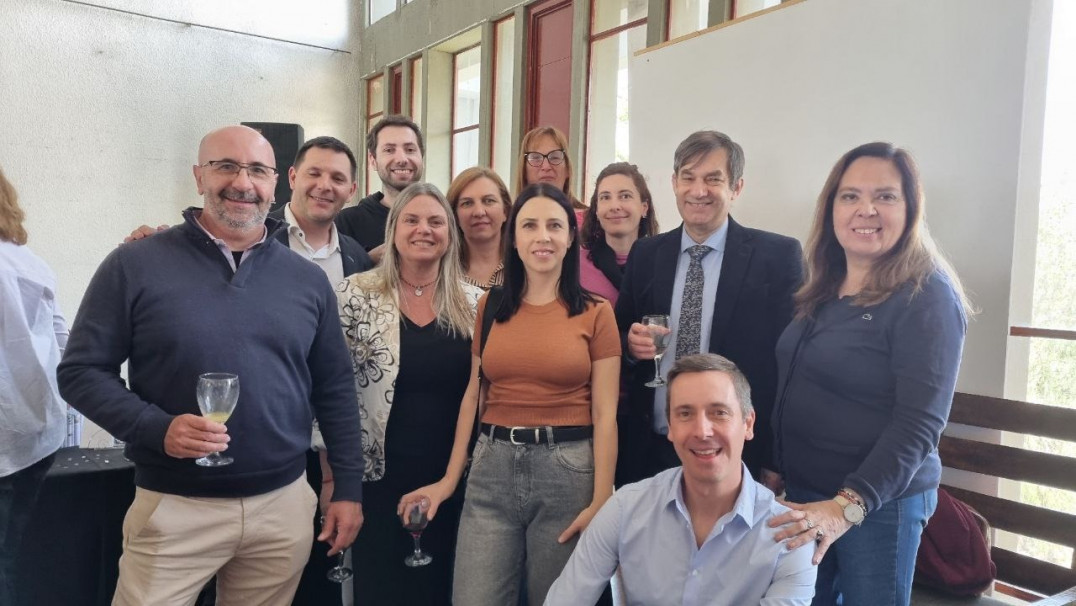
[385,316,471,482]
[335,192,389,252]
[349,315,471,606]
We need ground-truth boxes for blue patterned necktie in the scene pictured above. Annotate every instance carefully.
[676,244,713,359]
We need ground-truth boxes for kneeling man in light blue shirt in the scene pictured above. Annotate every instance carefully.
[545,353,816,605]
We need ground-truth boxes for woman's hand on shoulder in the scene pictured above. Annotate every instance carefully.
[398,479,453,521]
[768,498,852,565]
[557,503,602,544]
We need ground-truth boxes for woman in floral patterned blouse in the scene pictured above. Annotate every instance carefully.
[315,182,483,605]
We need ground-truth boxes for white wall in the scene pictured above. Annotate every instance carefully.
[1,0,361,324]
[629,0,1038,398]
[1,0,362,445]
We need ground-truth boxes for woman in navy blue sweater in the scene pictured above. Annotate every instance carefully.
[769,142,972,606]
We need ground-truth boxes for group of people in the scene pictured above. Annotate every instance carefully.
[0,112,970,606]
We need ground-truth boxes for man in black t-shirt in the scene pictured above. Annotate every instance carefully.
[335,114,425,264]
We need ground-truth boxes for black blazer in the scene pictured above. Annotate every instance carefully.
[614,217,803,483]
[268,207,373,278]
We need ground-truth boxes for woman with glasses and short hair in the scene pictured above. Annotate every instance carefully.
[516,126,587,211]
[402,183,620,604]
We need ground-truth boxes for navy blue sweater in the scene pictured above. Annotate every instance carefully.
[58,209,364,501]
[772,271,966,513]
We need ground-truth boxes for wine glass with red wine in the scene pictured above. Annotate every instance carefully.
[402,498,432,567]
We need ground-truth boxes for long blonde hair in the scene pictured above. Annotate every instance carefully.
[0,167,28,244]
[374,182,475,336]
[796,142,972,318]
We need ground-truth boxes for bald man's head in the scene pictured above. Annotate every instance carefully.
[193,125,278,234]
[197,125,275,167]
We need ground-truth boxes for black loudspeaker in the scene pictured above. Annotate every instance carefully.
[241,122,304,213]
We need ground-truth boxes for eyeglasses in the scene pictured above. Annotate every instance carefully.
[524,150,566,167]
[201,160,279,182]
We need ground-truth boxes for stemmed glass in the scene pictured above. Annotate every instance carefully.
[326,548,353,582]
[642,315,671,387]
[401,498,432,567]
[195,373,239,467]
[320,515,354,582]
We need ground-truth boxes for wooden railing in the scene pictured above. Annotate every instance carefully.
[940,392,1076,599]
[1009,326,1076,341]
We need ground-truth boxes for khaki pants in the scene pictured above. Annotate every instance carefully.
[113,474,316,606]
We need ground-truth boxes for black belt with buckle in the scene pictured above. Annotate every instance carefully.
[481,423,593,445]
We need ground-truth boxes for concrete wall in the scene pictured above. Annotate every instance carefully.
[2,0,363,322]
[1,0,364,445]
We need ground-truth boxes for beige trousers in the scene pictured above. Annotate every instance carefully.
[112,474,316,606]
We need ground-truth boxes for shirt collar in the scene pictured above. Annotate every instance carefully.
[667,462,759,529]
[284,202,340,253]
[193,208,267,250]
[679,218,729,255]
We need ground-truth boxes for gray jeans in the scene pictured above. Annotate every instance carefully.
[452,432,594,605]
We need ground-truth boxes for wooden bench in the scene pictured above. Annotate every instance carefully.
[936,391,1076,602]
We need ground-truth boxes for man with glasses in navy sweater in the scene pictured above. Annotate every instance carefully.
[58,125,364,606]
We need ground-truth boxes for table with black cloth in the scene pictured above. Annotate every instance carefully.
[17,446,134,606]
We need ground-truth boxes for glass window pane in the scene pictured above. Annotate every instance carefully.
[734,0,781,19]
[593,0,648,34]
[367,75,384,118]
[668,0,707,40]
[453,46,482,128]
[366,118,382,196]
[452,129,480,179]
[492,17,515,180]
[369,0,395,25]
[411,57,424,123]
[585,25,646,196]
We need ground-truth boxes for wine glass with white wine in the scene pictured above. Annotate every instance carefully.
[195,372,239,467]
[642,315,671,387]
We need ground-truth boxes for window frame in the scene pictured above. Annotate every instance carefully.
[450,43,483,179]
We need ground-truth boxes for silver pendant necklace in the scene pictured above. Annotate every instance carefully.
[400,276,435,297]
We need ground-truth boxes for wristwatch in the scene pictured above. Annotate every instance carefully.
[834,493,866,525]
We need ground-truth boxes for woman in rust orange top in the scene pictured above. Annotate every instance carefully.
[402,183,620,604]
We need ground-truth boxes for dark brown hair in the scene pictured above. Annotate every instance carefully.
[795,142,971,318]
[581,162,659,252]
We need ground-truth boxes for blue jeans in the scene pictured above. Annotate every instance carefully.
[0,452,56,605]
[785,486,937,606]
[453,433,594,605]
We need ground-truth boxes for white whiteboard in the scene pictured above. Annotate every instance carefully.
[628,0,1037,396]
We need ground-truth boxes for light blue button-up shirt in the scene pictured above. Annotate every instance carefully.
[653,221,729,433]
[545,465,816,606]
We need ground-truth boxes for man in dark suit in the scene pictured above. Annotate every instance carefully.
[269,136,373,281]
[615,130,803,490]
